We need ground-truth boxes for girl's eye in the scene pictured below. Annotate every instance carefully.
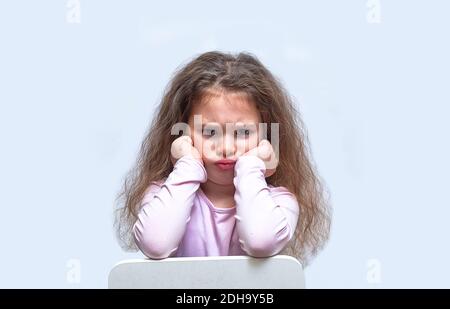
[236,129,251,137]
[203,129,216,137]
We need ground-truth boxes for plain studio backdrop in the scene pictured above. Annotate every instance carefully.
[0,0,449,288]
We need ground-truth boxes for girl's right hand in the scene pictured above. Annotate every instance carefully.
[170,135,202,166]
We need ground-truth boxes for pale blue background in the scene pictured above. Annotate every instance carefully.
[1,0,449,288]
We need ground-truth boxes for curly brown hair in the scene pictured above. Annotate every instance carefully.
[114,51,331,266]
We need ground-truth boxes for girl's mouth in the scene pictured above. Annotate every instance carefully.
[214,160,236,171]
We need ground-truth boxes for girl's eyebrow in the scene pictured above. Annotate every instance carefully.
[201,122,257,128]
[235,123,257,127]
[201,123,221,129]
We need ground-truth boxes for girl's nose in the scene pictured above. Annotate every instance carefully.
[220,134,236,158]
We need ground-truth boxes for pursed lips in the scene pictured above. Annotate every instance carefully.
[214,159,236,171]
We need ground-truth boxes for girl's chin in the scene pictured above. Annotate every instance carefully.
[205,170,234,185]
[208,179,234,186]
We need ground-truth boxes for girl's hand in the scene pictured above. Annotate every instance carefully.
[170,135,202,166]
[242,139,278,177]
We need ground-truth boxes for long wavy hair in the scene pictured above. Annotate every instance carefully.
[114,51,331,266]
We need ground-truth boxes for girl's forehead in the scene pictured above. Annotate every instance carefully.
[190,90,261,123]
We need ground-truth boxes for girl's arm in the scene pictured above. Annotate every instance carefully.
[233,156,300,257]
[133,156,207,259]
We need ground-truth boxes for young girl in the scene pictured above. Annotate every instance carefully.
[115,51,331,265]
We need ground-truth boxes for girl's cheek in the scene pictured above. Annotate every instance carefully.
[201,139,216,160]
[238,135,259,154]
[191,133,214,160]
[190,129,220,162]
[235,140,246,155]
[191,132,204,155]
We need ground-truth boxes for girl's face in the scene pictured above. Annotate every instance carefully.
[187,90,262,185]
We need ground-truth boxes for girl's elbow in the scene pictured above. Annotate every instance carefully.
[240,234,286,258]
[139,244,175,260]
[240,226,291,258]
[243,241,276,258]
[132,222,175,259]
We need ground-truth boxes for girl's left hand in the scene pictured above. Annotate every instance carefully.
[242,139,278,178]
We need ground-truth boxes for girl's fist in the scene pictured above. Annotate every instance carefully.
[242,139,278,177]
[170,135,202,166]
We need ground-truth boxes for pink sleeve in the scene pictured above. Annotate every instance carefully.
[233,155,300,257]
[133,156,207,259]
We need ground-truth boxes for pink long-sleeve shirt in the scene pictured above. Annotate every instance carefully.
[133,155,300,259]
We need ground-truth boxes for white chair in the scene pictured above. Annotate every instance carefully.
[108,255,305,289]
